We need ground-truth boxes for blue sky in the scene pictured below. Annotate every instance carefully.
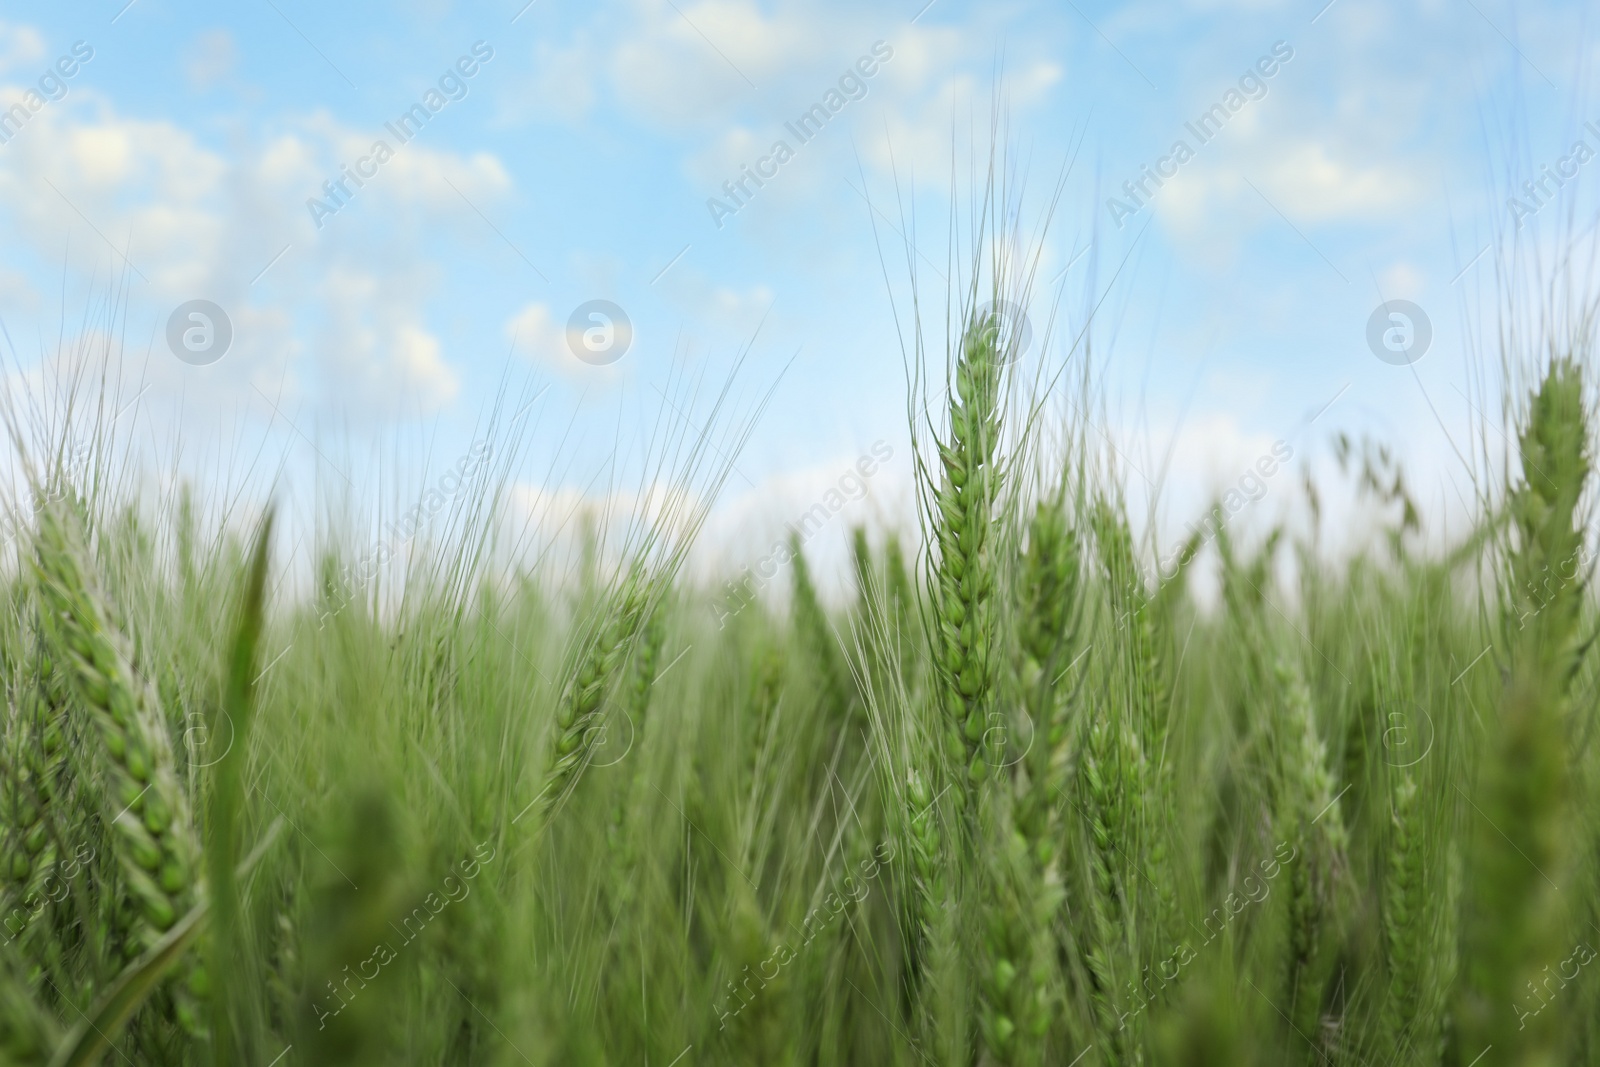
[0,0,1594,589]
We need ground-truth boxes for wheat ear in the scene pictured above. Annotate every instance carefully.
[608,599,667,849]
[900,766,944,989]
[982,500,1081,1066]
[0,663,69,934]
[30,503,208,1033]
[536,578,650,824]
[31,505,202,943]
[932,311,1007,794]
[884,532,917,692]
[1456,356,1589,1063]
[1078,710,1136,1062]
[1379,772,1423,1049]
[789,533,852,721]
[1276,658,1348,1046]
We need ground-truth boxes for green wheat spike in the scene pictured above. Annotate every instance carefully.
[931,310,1008,796]
[1456,357,1590,1067]
[30,502,208,1032]
[788,532,852,722]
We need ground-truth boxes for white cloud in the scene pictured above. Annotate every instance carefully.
[1156,139,1421,249]
[504,301,566,370]
[1014,61,1064,102]
[686,125,772,188]
[501,0,998,161]
[385,148,511,209]
[315,268,459,413]
[690,441,912,604]
[503,300,636,385]
[655,273,774,337]
[608,0,831,129]
[1378,260,1425,297]
[1260,141,1418,221]
[0,23,44,76]
[856,68,992,179]
[1176,0,1292,11]
[185,29,237,91]
[0,86,514,421]
[514,37,601,123]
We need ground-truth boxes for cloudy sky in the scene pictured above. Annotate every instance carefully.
[0,0,1594,590]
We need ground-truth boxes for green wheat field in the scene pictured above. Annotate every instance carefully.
[0,252,1597,1067]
